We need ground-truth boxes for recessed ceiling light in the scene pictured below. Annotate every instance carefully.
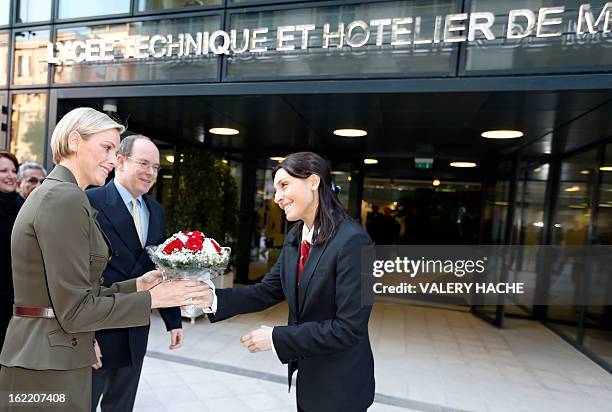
[432,179,441,186]
[580,169,590,175]
[364,158,378,165]
[564,185,581,192]
[334,129,367,137]
[600,166,612,171]
[481,130,523,139]
[450,161,477,168]
[331,171,346,175]
[270,156,285,162]
[209,127,239,136]
[533,222,544,227]
[165,155,175,163]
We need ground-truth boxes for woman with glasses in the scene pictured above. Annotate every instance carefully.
[0,108,212,411]
[0,151,20,356]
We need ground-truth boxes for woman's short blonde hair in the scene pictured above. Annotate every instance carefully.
[51,107,126,164]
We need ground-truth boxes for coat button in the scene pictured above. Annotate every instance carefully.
[71,338,77,347]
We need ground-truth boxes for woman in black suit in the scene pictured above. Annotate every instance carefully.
[208,151,375,412]
[0,151,21,356]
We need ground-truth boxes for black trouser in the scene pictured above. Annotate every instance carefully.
[91,358,144,412]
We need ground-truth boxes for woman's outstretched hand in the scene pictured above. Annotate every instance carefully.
[241,325,273,352]
[149,280,212,309]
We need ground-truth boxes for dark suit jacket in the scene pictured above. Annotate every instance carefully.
[210,218,375,412]
[86,180,181,369]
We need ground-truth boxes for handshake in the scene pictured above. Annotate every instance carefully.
[136,269,214,310]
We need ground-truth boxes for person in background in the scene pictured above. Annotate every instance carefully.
[0,108,212,411]
[0,151,20,357]
[87,135,182,412]
[16,162,47,201]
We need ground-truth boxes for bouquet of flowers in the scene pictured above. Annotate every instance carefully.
[146,230,231,319]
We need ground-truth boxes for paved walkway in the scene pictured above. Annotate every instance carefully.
[123,302,612,412]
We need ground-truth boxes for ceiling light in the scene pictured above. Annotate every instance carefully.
[450,162,477,168]
[432,179,441,186]
[209,127,239,136]
[580,169,590,175]
[165,155,174,163]
[599,203,612,208]
[533,222,544,227]
[564,185,581,192]
[568,204,588,209]
[334,129,367,137]
[494,201,508,206]
[270,156,285,162]
[600,166,612,171]
[364,158,378,165]
[221,159,228,164]
[481,130,524,139]
[331,171,345,175]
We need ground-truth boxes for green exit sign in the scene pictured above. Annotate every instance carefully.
[415,158,433,170]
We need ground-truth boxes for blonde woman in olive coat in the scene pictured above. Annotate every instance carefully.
[0,108,212,411]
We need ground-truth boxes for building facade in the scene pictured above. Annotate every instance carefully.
[1,0,612,371]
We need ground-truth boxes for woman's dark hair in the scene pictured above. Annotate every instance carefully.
[273,152,349,244]
[0,151,19,171]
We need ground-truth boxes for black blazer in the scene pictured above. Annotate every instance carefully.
[210,218,375,412]
[86,180,181,368]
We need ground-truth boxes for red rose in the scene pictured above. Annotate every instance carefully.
[210,239,222,254]
[163,238,185,254]
[190,231,204,238]
[186,236,203,251]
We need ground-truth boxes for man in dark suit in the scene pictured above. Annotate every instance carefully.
[87,135,182,412]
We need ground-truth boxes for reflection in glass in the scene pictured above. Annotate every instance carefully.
[138,0,221,11]
[465,1,612,74]
[0,32,8,86]
[250,167,286,281]
[58,0,130,19]
[10,93,47,165]
[0,0,8,26]
[13,29,50,86]
[17,0,52,23]
[227,0,456,79]
[547,150,598,336]
[586,144,612,367]
[54,16,221,83]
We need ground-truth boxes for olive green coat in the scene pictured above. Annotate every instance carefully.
[0,165,152,411]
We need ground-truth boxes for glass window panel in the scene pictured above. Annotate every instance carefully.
[230,0,303,3]
[226,0,457,79]
[0,32,8,86]
[10,93,47,165]
[58,0,130,20]
[585,145,612,369]
[53,15,221,84]
[17,0,52,23]
[13,29,49,86]
[138,0,221,12]
[546,149,598,330]
[0,0,9,26]
[464,1,612,74]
